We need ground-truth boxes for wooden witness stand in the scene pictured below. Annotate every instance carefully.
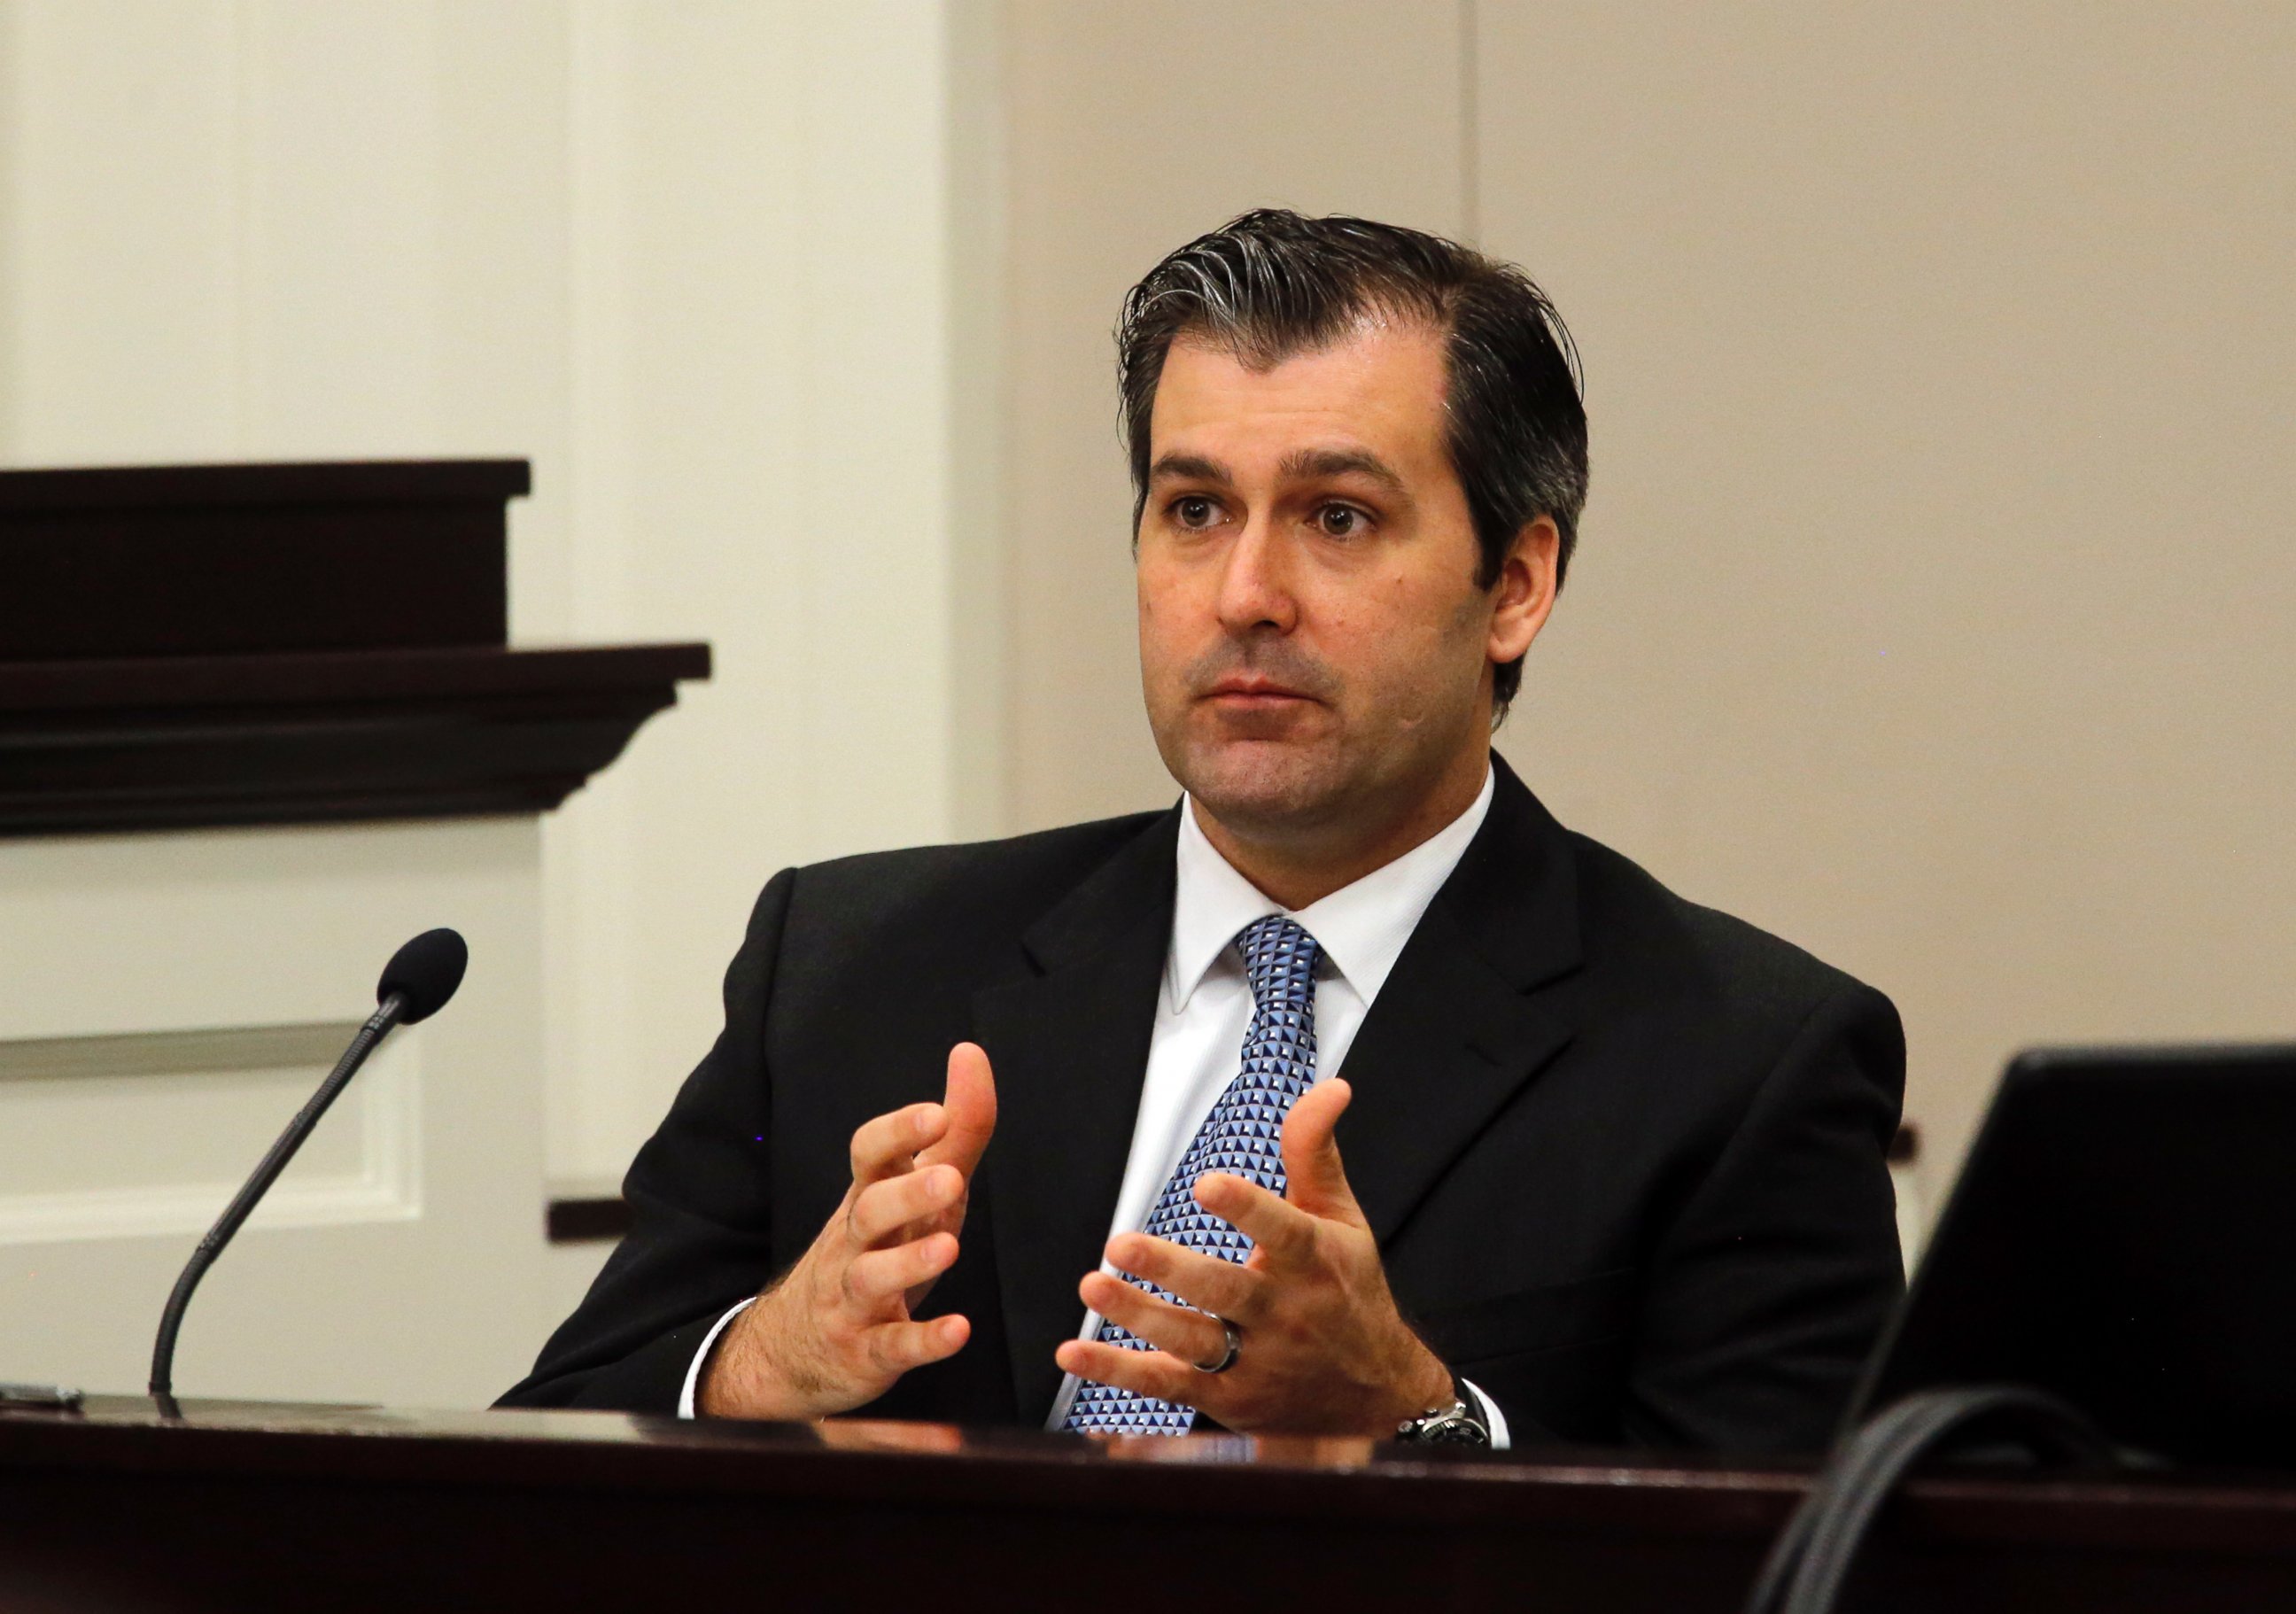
[3,1397,2295,1610]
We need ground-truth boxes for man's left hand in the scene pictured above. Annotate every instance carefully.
[1053,1078,1454,1435]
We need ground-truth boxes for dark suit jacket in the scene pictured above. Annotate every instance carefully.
[502,756,1904,1451]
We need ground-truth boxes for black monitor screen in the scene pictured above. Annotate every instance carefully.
[1849,1044,2296,1468]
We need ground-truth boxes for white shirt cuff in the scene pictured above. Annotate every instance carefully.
[1459,1376,1511,1449]
[678,1297,756,1419]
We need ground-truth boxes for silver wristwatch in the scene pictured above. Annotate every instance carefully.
[1393,1371,1492,1446]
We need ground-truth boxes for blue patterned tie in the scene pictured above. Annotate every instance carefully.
[1064,914,1322,1433]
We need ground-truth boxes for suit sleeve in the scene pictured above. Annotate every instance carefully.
[495,870,795,1412]
[1620,979,1907,1452]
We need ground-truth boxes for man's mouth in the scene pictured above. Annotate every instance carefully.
[1203,677,1313,704]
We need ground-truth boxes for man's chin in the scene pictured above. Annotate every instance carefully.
[1176,748,1349,836]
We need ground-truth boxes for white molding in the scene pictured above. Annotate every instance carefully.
[0,1021,423,1248]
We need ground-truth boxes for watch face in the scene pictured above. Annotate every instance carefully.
[1398,1403,1490,1446]
[1421,1415,1490,1446]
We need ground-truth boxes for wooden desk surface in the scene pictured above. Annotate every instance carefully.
[3,1396,2293,1610]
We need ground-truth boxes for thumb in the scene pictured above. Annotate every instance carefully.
[921,1041,997,1176]
[1281,1079,1365,1227]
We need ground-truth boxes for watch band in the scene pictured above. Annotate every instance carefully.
[1393,1370,1492,1446]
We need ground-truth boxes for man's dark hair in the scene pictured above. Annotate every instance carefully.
[1116,209,1587,717]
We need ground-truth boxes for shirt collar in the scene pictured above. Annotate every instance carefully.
[1166,763,1497,1012]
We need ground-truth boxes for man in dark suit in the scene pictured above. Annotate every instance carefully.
[502,210,1904,1451]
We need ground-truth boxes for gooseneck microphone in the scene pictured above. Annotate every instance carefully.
[148,928,468,1402]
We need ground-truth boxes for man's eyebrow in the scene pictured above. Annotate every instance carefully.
[1279,447,1408,495]
[1147,452,1233,485]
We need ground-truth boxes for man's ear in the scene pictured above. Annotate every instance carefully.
[1487,515,1561,667]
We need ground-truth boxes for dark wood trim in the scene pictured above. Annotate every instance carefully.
[0,458,531,511]
[0,643,710,837]
[546,1196,634,1245]
[0,643,708,712]
[4,1398,2296,1610]
[0,459,529,660]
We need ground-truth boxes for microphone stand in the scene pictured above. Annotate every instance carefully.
[148,991,412,1406]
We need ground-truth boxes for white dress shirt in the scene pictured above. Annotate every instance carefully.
[686,765,1507,1444]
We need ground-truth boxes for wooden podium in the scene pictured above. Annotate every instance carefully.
[3,1397,2293,1611]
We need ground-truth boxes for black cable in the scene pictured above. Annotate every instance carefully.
[1742,1385,2115,1614]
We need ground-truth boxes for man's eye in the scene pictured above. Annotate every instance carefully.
[1173,496,1217,528]
[1316,504,1367,538]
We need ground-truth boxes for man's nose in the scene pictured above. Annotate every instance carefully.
[1215,516,1299,635]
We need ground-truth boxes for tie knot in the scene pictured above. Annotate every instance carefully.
[1237,914,1320,1010]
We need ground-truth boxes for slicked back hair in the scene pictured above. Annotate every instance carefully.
[1117,209,1587,718]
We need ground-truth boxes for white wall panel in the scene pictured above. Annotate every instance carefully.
[0,820,549,1408]
[235,3,445,455]
[0,1,1001,1238]
[0,1022,419,1245]
[543,0,1002,1183]
[0,0,243,459]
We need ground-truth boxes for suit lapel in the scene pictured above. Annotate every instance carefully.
[972,808,1178,1424]
[1335,757,1586,1246]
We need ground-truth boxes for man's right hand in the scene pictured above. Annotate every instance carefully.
[698,1042,997,1420]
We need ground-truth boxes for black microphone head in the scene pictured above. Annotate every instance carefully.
[377,928,468,1024]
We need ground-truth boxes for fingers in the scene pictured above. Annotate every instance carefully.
[1191,1171,1321,1265]
[1079,1270,1233,1368]
[847,1044,997,1197]
[919,1042,998,1177]
[719,1080,982,1424]
[847,1162,965,1248]
[843,1232,960,1310]
[1054,1336,1205,1408]
[844,1046,987,1203]
[865,1314,971,1377]
[849,1101,948,1187]
[1103,1232,1261,1323]
[704,1259,970,1422]
[1278,1078,1365,1226]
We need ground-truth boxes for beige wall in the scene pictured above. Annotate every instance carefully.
[1000,2,2296,1212]
[999,0,1470,831]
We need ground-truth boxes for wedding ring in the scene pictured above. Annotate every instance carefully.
[1199,1316,1242,1375]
